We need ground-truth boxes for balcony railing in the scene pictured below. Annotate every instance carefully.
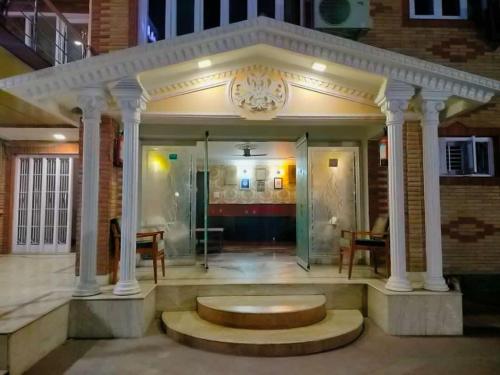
[0,0,89,67]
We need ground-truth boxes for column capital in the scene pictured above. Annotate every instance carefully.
[376,80,415,125]
[111,78,149,123]
[77,86,107,122]
[418,90,451,126]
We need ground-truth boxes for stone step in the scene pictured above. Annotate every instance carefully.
[197,295,326,329]
[162,309,363,357]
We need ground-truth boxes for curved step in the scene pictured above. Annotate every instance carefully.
[162,309,363,357]
[197,295,326,329]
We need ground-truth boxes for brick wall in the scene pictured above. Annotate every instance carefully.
[362,1,500,274]
[74,116,122,276]
[89,0,138,54]
[403,121,426,272]
[0,141,79,254]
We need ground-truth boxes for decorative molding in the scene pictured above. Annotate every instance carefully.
[77,87,107,121]
[111,78,149,123]
[377,80,415,126]
[148,64,377,107]
[0,17,498,104]
[229,65,287,120]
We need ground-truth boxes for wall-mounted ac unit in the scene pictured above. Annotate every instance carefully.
[314,0,372,29]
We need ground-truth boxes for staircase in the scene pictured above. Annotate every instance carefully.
[162,295,363,356]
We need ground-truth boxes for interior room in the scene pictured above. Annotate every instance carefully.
[140,140,359,266]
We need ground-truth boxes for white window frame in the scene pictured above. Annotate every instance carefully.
[439,137,495,177]
[409,0,468,20]
[12,155,74,253]
[165,0,303,39]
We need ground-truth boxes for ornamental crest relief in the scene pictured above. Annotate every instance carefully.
[229,66,288,120]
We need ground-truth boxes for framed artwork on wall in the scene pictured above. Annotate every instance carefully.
[255,167,267,181]
[274,177,283,189]
[240,178,250,190]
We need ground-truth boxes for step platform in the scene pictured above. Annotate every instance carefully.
[162,294,363,356]
[197,295,326,329]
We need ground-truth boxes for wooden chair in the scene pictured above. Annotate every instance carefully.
[110,218,166,284]
[339,215,390,279]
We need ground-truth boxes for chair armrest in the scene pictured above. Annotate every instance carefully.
[137,231,163,240]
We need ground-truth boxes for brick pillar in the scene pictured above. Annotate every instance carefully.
[403,121,426,272]
[89,0,139,54]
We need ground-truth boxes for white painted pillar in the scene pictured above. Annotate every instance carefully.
[377,80,415,292]
[420,90,450,292]
[112,78,148,296]
[74,87,106,297]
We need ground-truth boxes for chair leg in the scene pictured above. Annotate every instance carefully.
[153,256,158,284]
[348,249,355,279]
[113,256,119,284]
[338,250,343,273]
[161,255,165,277]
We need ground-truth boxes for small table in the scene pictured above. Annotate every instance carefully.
[196,227,224,252]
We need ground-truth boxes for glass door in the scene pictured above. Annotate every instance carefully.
[141,144,197,265]
[296,134,310,270]
[203,132,209,270]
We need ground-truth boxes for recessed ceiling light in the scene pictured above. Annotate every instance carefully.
[198,59,212,69]
[312,62,326,72]
[53,133,66,140]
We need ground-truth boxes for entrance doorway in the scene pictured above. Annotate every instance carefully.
[204,141,298,258]
[140,137,359,271]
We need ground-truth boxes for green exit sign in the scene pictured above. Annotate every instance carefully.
[169,154,178,160]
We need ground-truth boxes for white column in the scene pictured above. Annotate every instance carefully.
[112,78,148,296]
[420,90,450,292]
[73,87,106,297]
[377,80,415,292]
[248,0,258,18]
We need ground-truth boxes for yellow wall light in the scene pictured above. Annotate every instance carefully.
[148,151,170,173]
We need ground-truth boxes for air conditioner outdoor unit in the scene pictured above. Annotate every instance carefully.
[314,0,372,29]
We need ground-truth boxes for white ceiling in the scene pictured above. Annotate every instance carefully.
[0,127,79,141]
[204,141,296,160]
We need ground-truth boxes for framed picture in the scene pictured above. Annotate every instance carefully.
[274,177,283,190]
[256,180,265,192]
[240,178,250,190]
[255,167,267,181]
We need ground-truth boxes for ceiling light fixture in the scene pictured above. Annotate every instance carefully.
[312,62,326,72]
[74,40,83,46]
[53,133,66,141]
[198,59,212,69]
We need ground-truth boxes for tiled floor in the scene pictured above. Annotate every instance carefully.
[137,252,384,285]
[26,319,500,375]
[0,254,75,333]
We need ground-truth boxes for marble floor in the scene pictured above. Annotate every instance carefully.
[0,251,384,331]
[0,254,75,333]
[26,318,500,375]
[137,252,384,286]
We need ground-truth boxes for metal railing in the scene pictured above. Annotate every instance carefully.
[0,0,89,66]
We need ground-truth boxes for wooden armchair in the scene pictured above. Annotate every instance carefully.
[339,215,390,279]
[110,218,166,284]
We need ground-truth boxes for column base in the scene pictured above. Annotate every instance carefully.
[73,281,101,297]
[113,279,141,296]
[385,276,413,292]
[424,276,449,292]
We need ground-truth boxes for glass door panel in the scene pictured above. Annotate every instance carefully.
[141,145,196,264]
[309,148,358,263]
[296,134,310,270]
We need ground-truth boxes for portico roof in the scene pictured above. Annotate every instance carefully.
[0,16,499,126]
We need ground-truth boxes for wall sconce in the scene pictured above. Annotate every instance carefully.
[329,158,338,168]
